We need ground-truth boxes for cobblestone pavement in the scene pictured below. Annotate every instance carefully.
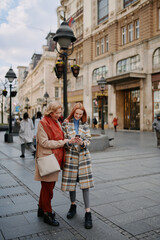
[0,129,160,240]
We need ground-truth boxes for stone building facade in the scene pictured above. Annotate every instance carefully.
[57,0,160,131]
[17,33,62,117]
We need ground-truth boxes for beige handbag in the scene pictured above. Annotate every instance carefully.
[37,153,60,177]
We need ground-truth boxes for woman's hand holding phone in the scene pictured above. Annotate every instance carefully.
[75,135,83,145]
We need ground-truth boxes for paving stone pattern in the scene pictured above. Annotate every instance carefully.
[0,130,160,240]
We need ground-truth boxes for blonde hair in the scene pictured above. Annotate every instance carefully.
[66,102,87,123]
[44,101,63,116]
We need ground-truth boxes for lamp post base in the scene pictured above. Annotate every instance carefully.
[101,129,105,135]
[4,132,13,143]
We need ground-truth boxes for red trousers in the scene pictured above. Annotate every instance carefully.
[39,181,55,213]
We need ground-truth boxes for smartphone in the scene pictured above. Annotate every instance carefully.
[75,134,80,138]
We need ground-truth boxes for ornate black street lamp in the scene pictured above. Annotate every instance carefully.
[53,21,76,118]
[97,77,107,134]
[43,92,49,106]
[25,97,29,113]
[4,67,17,143]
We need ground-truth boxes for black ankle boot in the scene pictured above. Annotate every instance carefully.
[67,204,77,219]
[38,207,55,218]
[85,212,92,229]
[37,207,44,217]
[44,212,59,226]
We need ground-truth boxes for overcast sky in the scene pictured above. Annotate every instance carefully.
[0,0,60,84]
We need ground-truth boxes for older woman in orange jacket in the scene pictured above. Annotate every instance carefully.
[34,101,72,226]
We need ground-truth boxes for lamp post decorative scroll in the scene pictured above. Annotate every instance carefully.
[4,67,17,143]
[53,20,76,119]
[97,77,107,134]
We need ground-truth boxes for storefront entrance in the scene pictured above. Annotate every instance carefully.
[93,96,108,127]
[124,89,140,130]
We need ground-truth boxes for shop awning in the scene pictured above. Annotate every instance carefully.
[106,72,146,85]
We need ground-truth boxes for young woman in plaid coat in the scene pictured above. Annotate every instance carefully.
[61,103,94,229]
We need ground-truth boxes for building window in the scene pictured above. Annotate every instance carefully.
[55,87,59,98]
[92,66,108,83]
[98,0,109,24]
[117,59,128,73]
[101,38,104,54]
[153,89,160,118]
[96,40,100,56]
[80,50,83,64]
[153,48,160,69]
[117,55,140,74]
[135,19,139,39]
[124,0,137,8]
[128,23,133,42]
[76,50,83,65]
[106,35,109,52]
[130,55,140,70]
[75,75,83,90]
[122,26,126,45]
[158,9,160,30]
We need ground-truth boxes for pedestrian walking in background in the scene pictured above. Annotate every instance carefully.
[19,112,35,158]
[34,101,71,226]
[152,113,160,147]
[62,102,94,229]
[33,111,42,149]
[93,117,97,128]
[32,115,35,125]
[112,116,118,132]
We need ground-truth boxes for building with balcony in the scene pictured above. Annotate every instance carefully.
[17,33,62,118]
[57,0,160,131]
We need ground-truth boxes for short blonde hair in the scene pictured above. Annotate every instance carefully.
[44,101,63,116]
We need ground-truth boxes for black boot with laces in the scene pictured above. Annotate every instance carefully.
[67,204,77,219]
[37,207,55,218]
[44,212,59,226]
[85,212,92,229]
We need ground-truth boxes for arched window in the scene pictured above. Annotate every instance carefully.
[153,48,160,69]
[92,66,108,84]
[117,55,140,74]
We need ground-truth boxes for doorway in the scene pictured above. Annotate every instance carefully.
[124,89,140,130]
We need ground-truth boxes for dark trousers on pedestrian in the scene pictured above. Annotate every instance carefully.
[39,181,55,213]
[21,143,35,155]
[156,130,160,146]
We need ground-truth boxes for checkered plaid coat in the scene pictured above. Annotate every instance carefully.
[61,120,94,191]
